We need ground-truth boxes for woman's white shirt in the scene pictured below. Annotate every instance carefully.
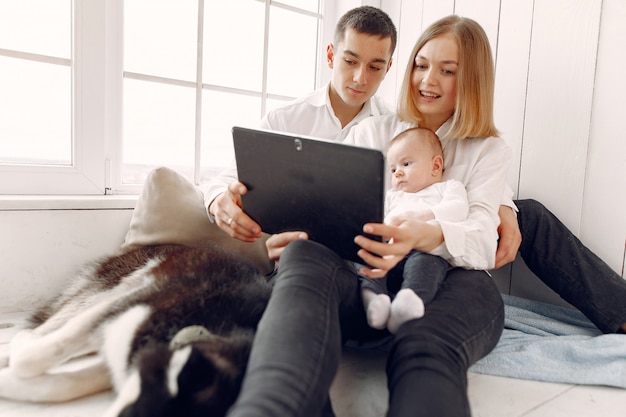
[344,114,512,270]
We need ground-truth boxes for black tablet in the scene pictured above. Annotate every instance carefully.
[233,126,385,263]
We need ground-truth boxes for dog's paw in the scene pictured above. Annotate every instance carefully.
[8,330,49,377]
[9,329,38,351]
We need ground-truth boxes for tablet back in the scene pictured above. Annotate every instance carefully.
[233,126,384,263]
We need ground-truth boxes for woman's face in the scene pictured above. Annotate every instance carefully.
[410,33,458,131]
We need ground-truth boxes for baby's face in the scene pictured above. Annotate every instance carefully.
[388,137,441,193]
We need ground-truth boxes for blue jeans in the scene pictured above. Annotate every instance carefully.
[227,239,504,417]
[516,199,626,333]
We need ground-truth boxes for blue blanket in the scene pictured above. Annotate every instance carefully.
[469,295,626,389]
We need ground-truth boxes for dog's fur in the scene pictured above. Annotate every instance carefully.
[0,244,272,417]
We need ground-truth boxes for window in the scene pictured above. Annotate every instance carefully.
[0,0,324,195]
[0,0,71,166]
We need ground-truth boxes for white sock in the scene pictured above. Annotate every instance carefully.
[363,290,391,330]
[387,289,425,334]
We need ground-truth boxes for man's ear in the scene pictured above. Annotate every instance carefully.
[385,58,393,74]
[326,43,335,69]
[432,155,444,175]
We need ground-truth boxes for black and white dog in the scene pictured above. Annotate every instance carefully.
[0,244,271,417]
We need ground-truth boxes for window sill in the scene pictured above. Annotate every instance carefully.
[0,195,138,211]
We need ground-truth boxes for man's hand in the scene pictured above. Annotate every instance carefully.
[209,181,262,242]
[494,205,522,269]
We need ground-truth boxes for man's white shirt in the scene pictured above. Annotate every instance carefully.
[202,82,392,208]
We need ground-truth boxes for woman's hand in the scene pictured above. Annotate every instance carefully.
[208,181,262,242]
[355,217,444,278]
[494,205,522,269]
[265,231,308,262]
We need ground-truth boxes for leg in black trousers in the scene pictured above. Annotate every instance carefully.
[515,199,626,333]
[385,268,504,417]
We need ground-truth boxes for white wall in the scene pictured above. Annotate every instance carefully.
[0,208,132,313]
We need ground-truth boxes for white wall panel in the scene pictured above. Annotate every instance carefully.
[455,0,501,55]
[493,1,534,193]
[421,0,454,31]
[390,0,424,105]
[518,0,601,233]
[377,0,404,107]
[580,0,626,273]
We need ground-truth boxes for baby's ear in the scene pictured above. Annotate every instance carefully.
[432,155,444,174]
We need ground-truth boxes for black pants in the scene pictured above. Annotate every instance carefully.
[227,240,503,417]
[516,199,626,333]
[360,250,449,305]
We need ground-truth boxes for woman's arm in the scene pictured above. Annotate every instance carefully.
[355,220,443,278]
[435,139,511,269]
[346,117,511,272]
[354,138,511,274]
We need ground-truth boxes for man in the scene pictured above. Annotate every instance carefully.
[202,6,397,243]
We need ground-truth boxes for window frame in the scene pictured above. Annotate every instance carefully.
[0,0,355,197]
[0,0,113,195]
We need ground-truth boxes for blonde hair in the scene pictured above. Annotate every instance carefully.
[397,15,498,139]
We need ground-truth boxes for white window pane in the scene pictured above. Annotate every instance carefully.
[200,91,261,181]
[267,7,318,97]
[203,0,264,92]
[0,57,71,165]
[124,0,198,81]
[122,79,196,183]
[0,0,71,58]
[276,0,319,13]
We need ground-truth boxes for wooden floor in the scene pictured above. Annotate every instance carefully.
[1,311,625,417]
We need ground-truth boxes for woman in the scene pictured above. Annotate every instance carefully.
[225,15,509,417]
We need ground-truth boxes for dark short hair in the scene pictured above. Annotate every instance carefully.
[334,6,397,57]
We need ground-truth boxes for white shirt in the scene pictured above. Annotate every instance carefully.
[202,82,392,207]
[385,180,471,266]
[344,114,512,270]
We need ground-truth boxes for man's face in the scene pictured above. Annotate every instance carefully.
[327,28,393,109]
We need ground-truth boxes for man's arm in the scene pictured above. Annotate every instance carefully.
[202,111,279,220]
[202,163,238,221]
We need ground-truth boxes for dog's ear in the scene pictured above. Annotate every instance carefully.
[171,344,244,417]
[175,346,219,394]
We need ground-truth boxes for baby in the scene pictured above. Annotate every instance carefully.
[360,127,469,333]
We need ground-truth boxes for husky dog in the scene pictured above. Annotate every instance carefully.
[0,244,272,417]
